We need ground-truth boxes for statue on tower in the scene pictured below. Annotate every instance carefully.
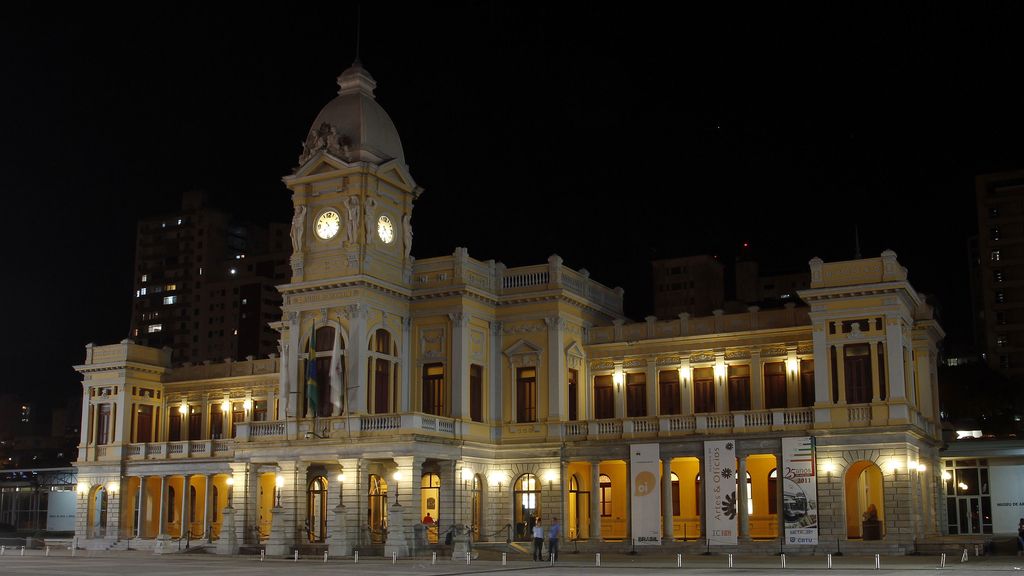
[345,196,361,244]
[290,205,306,253]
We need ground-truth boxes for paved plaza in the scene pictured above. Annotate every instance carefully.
[1,550,1024,576]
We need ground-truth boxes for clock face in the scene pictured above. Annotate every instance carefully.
[315,210,340,240]
[377,215,395,244]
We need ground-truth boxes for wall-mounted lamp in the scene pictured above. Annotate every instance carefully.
[274,474,284,507]
[822,461,837,477]
[76,482,89,497]
[612,369,624,389]
[226,476,234,505]
[178,402,189,415]
[220,400,230,413]
[243,399,252,411]
[916,463,927,473]
[543,470,558,490]
[336,472,345,505]
[957,482,968,492]
[786,358,799,376]
[941,471,952,481]
[393,470,403,504]
[713,363,726,382]
[107,481,119,496]
[461,466,474,488]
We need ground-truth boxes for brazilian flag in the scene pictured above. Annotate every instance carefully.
[306,326,318,414]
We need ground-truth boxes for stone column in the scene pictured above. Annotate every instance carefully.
[387,456,418,557]
[346,305,368,414]
[180,475,191,539]
[203,475,212,540]
[154,476,170,553]
[451,312,471,418]
[661,457,673,542]
[737,455,749,542]
[646,358,658,417]
[136,476,148,539]
[884,317,906,400]
[399,316,412,413]
[546,316,566,420]
[438,459,455,541]
[265,462,296,556]
[491,322,503,422]
[811,324,831,424]
[750,351,764,410]
[590,462,601,541]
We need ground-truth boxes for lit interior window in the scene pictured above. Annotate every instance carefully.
[147,324,163,333]
[163,296,177,305]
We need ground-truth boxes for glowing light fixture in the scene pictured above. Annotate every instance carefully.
[220,400,230,412]
[941,471,952,481]
[178,402,188,415]
[243,399,252,411]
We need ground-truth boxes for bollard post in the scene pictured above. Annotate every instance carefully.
[1,545,5,556]
[71,545,76,558]
[432,552,437,565]
[294,550,298,562]
[677,553,682,568]
[728,553,733,568]
[781,553,786,568]
[46,546,50,557]
[392,552,397,564]
[875,554,880,569]
[596,552,601,566]
[260,549,265,561]
[323,551,328,563]
[467,552,471,565]
[961,548,968,563]
[502,552,507,566]
[21,546,25,556]
[974,544,980,557]
[354,550,359,563]
[827,553,832,569]
[940,553,946,568]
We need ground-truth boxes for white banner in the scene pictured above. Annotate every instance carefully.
[46,491,76,532]
[781,436,818,545]
[630,443,661,545]
[989,465,1024,533]
[704,440,737,545]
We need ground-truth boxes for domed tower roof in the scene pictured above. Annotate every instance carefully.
[298,61,405,166]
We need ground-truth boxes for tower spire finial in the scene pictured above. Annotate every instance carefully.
[354,4,362,64]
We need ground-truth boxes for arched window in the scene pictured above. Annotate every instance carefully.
[368,329,398,414]
[305,325,343,417]
[694,474,701,513]
[568,473,590,541]
[599,474,612,517]
[212,485,219,523]
[671,472,680,516]
[768,469,778,515]
[471,474,483,540]
[368,474,388,543]
[421,473,440,543]
[307,476,327,542]
[167,486,176,523]
[514,473,540,541]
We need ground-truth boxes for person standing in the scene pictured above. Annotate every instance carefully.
[547,517,561,562]
[1017,518,1024,556]
[532,517,544,561]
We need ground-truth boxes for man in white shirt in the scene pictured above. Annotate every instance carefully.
[532,517,544,561]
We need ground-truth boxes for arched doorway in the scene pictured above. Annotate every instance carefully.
[368,474,389,543]
[844,461,885,539]
[421,473,440,543]
[568,474,590,540]
[470,474,483,540]
[307,476,328,542]
[88,486,107,539]
[513,473,539,541]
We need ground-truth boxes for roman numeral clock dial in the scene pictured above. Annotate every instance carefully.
[315,210,340,240]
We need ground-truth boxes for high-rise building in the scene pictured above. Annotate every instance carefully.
[651,255,724,318]
[976,170,1024,375]
[130,191,289,364]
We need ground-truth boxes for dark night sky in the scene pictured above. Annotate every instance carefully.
[2,3,1023,414]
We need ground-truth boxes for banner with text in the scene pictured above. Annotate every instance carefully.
[782,436,819,545]
[703,439,737,545]
[630,443,662,545]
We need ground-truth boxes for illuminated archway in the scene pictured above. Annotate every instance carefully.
[844,461,885,539]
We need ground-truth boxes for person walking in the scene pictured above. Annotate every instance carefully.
[547,517,561,562]
[532,517,544,561]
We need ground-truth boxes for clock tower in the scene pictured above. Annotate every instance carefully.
[276,61,421,418]
[283,61,421,286]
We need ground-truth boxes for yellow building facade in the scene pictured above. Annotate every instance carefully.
[73,62,945,554]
